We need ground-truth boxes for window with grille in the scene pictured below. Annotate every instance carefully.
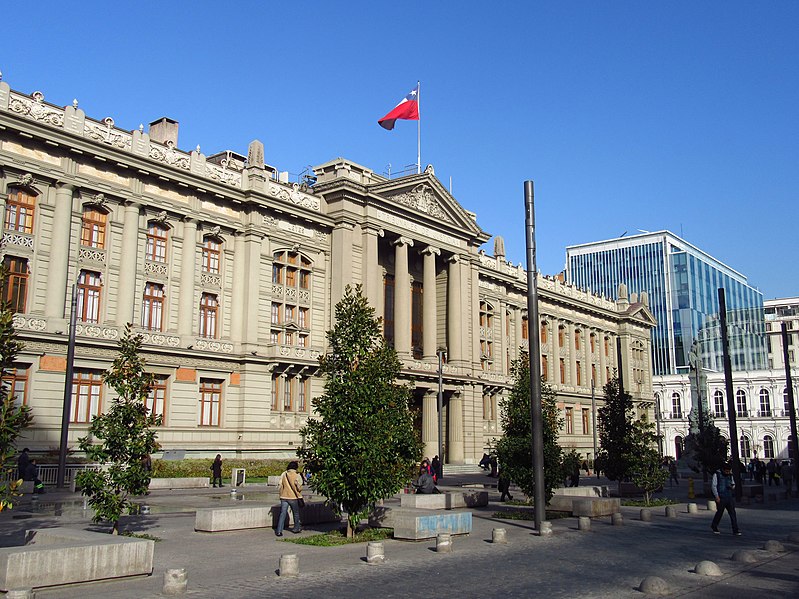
[80,207,107,248]
[2,256,28,313]
[4,188,36,233]
[198,379,222,426]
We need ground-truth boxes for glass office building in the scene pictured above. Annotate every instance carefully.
[566,231,766,376]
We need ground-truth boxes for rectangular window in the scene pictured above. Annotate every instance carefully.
[299,269,310,290]
[283,377,293,411]
[202,239,221,274]
[590,334,596,353]
[199,293,218,338]
[286,268,297,287]
[80,208,107,248]
[576,361,582,386]
[540,322,547,344]
[271,303,280,325]
[77,270,102,323]
[574,330,581,350]
[298,334,308,347]
[146,224,168,263]
[522,317,529,340]
[4,189,35,234]
[2,256,28,313]
[582,408,590,435]
[271,375,280,410]
[142,282,165,331]
[198,379,222,426]
[560,358,566,384]
[383,275,395,345]
[558,327,565,348]
[565,407,574,434]
[272,263,283,285]
[285,304,296,323]
[297,378,307,412]
[298,307,308,329]
[541,355,548,382]
[146,376,168,423]
[2,365,29,407]
[411,281,423,359]
[71,370,102,423]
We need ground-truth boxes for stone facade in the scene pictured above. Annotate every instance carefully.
[0,78,655,463]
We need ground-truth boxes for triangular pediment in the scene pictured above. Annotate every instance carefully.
[368,172,484,236]
[625,303,657,327]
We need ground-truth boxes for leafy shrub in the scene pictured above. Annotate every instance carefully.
[151,458,290,479]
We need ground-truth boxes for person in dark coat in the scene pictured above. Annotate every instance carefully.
[711,462,740,535]
[17,448,30,481]
[413,466,438,494]
[431,455,442,482]
[210,454,223,487]
[25,459,45,494]
[498,468,513,502]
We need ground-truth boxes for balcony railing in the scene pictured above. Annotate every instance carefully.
[0,463,101,486]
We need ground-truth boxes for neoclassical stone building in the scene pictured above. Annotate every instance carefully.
[0,77,655,463]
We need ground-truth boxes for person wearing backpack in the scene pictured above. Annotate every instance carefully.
[711,462,741,536]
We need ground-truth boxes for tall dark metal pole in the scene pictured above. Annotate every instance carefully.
[437,348,445,481]
[718,288,743,500]
[57,283,78,489]
[591,379,598,476]
[523,180,545,533]
[781,322,799,495]
[616,336,624,395]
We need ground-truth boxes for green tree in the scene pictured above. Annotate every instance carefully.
[76,325,161,534]
[595,376,635,482]
[561,448,582,485]
[0,271,33,511]
[298,285,422,537]
[627,418,668,505]
[684,409,728,478]
[495,351,563,503]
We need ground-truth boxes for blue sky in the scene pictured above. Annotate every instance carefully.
[2,2,797,299]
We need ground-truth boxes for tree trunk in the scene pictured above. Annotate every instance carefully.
[346,519,354,539]
[111,521,119,535]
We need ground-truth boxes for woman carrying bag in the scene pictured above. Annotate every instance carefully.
[276,460,304,537]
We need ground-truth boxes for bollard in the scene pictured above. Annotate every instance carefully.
[5,590,33,599]
[639,576,670,596]
[141,504,151,515]
[578,516,591,531]
[279,554,299,576]
[436,533,453,553]
[706,500,716,511]
[687,477,695,499]
[538,521,553,537]
[665,506,677,518]
[611,512,623,526]
[640,508,652,522]
[687,502,698,514]
[764,540,785,553]
[163,568,188,595]
[694,560,722,577]
[492,528,507,544]
[366,541,385,564]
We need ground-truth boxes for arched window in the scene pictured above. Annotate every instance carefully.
[671,392,682,419]
[759,389,772,417]
[713,390,725,418]
[674,436,684,460]
[735,389,748,417]
[740,434,751,459]
[763,435,775,459]
[4,188,36,234]
[146,223,169,263]
[199,293,218,338]
[80,206,107,248]
[479,301,494,329]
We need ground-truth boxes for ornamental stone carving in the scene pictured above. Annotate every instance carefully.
[9,91,64,127]
[144,261,169,277]
[83,121,131,150]
[79,247,107,264]
[195,339,234,353]
[268,182,321,212]
[11,316,45,331]
[1,232,34,249]
[205,163,241,187]
[389,184,451,223]
[200,272,221,287]
[149,142,191,170]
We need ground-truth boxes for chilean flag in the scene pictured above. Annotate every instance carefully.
[378,85,420,130]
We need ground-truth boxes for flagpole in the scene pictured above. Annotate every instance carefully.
[417,80,421,174]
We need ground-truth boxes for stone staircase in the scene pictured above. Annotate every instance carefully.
[441,464,485,474]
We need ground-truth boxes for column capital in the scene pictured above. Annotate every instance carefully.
[363,224,384,237]
[447,254,460,265]
[420,245,440,257]
[54,181,75,192]
[182,216,199,226]
[392,236,414,248]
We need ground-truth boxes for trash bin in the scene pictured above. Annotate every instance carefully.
[232,468,246,487]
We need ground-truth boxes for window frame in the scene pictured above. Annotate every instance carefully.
[199,293,219,338]
[4,188,36,234]
[80,206,107,249]
[202,237,221,274]
[146,223,169,263]
[198,378,222,427]
[2,256,28,313]
[142,282,165,331]
[77,270,102,323]
[146,376,168,423]
[71,370,103,423]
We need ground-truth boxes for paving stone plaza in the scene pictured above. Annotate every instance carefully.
[2,471,797,598]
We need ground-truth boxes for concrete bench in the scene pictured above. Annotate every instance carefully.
[400,491,488,510]
[0,528,154,591]
[149,477,209,490]
[548,494,620,516]
[554,486,609,498]
[195,501,340,532]
[369,506,472,540]
[267,475,282,486]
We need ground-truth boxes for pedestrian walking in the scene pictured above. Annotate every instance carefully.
[498,468,513,502]
[766,458,778,486]
[210,454,223,488]
[24,459,45,494]
[711,462,740,536]
[669,460,679,486]
[16,447,30,481]
[276,460,304,536]
[780,460,793,496]
[431,455,442,482]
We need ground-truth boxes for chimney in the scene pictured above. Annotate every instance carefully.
[149,117,179,146]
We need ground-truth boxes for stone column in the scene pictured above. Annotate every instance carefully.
[422,390,438,460]
[244,231,263,345]
[393,237,413,359]
[331,223,354,308]
[471,259,481,369]
[421,246,440,361]
[362,226,383,312]
[45,182,75,319]
[448,389,464,463]
[230,231,246,343]
[115,201,141,327]
[498,299,506,374]
[177,218,198,338]
[446,255,463,365]
[599,331,608,386]
[567,322,577,386]
[514,307,523,360]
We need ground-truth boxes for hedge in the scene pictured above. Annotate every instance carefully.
[151,459,294,479]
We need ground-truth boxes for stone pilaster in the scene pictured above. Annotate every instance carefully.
[393,236,413,359]
[230,231,246,342]
[447,255,463,365]
[448,390,464,463]
[421,245,440,361]
[331,222,354,308]
[244,230,263,345]
[422,390,438,460]
[45,182,75,319]
[362,226,383,311]
[115,201,141,326]
[177,218,198,338]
